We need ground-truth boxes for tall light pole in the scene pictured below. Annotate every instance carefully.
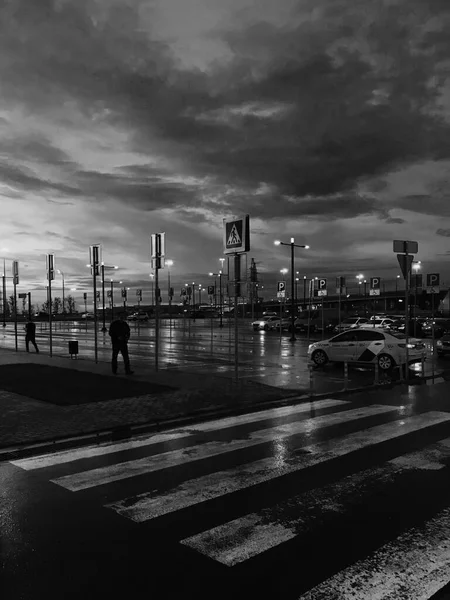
[219,258,226,327]
[2,258,6,327]
[149,273,155,315]
[166,259,174,316]
[274,238,310,341]
[412,260,422,336]
[57,269,65,321]
[396,274,400,293]
[100,263,118,331]
[303,275,307,309]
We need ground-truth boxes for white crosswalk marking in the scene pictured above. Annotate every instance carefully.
[180,413,450,565]
[10,398,348,470]
[298,506,450,599]
[50,404,397,491]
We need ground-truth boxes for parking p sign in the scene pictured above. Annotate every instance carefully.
[370,277,381,296]
[426,273,440,293]
[317,278,327,296]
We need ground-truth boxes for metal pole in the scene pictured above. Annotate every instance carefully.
[404,251,410,383]
[2,258,6,327]
[234,253,239,383]
[62,273,65,328]
[28,292,32,322]
[13,279,17,351]
[338,284,341,330]
[48,280,53,357]
[168,268,172,339]
[101,265,107,332]
[307,279,313,347]
[110,281,114,322]
[290,241,296,342]
[219,273,223,328]
[303,277,306,309]
[279,297,282,342]
[432,291,435,383]
[414,275,418,337]
[321,295,325,340]
[93,267,98,364]
[155,267,159,371]
[84,297,87,333]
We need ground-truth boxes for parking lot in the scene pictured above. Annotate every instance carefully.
[0,314,447,395]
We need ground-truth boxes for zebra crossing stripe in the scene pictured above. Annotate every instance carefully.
[10,398,349,471]
[180,412,450,565]
[107,430,450,524]
[50,405,397,492]
[298,506,450,599]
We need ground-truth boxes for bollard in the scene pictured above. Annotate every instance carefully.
[343,362,348,390]
[374,360,379,385]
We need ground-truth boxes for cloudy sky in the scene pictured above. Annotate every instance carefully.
[2,0,450,306]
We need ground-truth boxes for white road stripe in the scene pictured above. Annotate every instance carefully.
[180,413,450,565]
[298,506,450,599]
[51,405,396,492]
[10,398,349,470]
[107,428,450,525]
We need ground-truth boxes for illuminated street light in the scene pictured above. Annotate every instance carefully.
[274,237,310,341]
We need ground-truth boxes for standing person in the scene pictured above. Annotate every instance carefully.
[108,312,134,375]
[25,319,39,353]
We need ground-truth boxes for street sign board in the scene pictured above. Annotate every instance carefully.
[277,291,285,299]
[89,244,101,276]
[369,289,380,296]
[397,254,413,279]
[12,260,19,285]
[46,254,55,281]
[277,281,286,293]
[18,293,27,299]
[136,289,142,299]
[370,277,381,290]
[223,215,250,254]
[317,289,327,297]
[426,287,440,294]
[207,285,215,295]
[150,233,165,259]
[318,278,327,291]
[336,276,345,288]
[427,273,440,287]
[83,293,87,300]
[393,240,418,254]
[121,288,127,298]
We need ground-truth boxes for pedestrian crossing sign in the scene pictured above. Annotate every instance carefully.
[223,215,250,254]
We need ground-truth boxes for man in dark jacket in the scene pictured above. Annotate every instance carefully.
[108,312,134,375]
[25,320,39,353]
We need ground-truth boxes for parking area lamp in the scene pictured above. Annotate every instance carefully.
[56,270,65,320]
[274,239,310,341]
[100,263,118,331]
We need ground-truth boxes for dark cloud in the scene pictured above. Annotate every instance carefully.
[0,161,80,197]
[397,195,450,216]
[0,133,71,166]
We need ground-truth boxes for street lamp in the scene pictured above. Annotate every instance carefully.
[412,261,422,335]
[100,263,118,331]
[56,269,65,320]
[303,275,307,309]
[149,273,155,313]
[396,274,401,293]
[166,259,174,316]
[274,238,310,341]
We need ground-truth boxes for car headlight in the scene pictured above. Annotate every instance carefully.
[437,340,443,347]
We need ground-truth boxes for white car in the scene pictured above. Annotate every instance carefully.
[308,329,426,371]
[359,318,396,330]
[80,312,94,320]
[252,316,281,331]
[334,317,369,333]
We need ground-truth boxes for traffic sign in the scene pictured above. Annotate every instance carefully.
[277,281,286,293]
[121,288,127,299]
[393,240,418,254]
[370,277,381,289]
[18,293,27,299]
[47,254,55,281]
[276,291,285,299]
[427,273,440,287]
[89,245,101,276]
[83,293,87,300]
[12,260,19,285]
[369,289,380,296]
[397,254,413,279]
[223,215,250,254]
[426,287,440,294]
[317,289,327,297]
[207,285,215,295]
[317,278,327,291]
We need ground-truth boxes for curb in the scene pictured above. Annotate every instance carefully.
[0,372,446,462]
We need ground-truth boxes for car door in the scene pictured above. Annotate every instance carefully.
[353,329,385,363]
[328,331,359,362]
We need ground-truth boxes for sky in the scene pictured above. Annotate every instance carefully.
[1,0,450,307]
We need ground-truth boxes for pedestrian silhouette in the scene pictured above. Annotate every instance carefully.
[25,320,39,353]
[108,312,134,375]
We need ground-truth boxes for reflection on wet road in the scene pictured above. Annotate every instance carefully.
[0,319,447,394]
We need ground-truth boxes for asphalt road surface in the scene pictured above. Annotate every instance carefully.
[3,390,450,599]
[0,320,447,395]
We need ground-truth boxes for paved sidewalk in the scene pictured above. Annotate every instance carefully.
[0,348,297,449]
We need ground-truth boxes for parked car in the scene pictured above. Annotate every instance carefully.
[359,318,396,330]
[437,333,450,357]
[308,328,426,371]
[333,317,369,333]
[80,312,94,320]
[262,311,278,317]
[128,312,149,322]
[252,316,281,331]
[421,319,450,338]
[389,318,425,337]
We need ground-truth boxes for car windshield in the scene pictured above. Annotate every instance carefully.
[343,318,358,324]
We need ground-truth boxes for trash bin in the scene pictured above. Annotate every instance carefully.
[68,340,79,358]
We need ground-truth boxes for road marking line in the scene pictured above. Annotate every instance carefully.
[180,413,450,565]
[50,405,397,491]
[298,506,450,599]
[10,399,349,470]
[107,432,450,524]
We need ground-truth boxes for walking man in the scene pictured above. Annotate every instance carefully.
[25,319,39,353]
[108,312,134,375]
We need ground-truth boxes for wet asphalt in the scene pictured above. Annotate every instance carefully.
[0,319,448,395]
[2,385,450,600]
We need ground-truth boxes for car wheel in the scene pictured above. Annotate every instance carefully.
[312,349,328,366]
[378,353,395,371]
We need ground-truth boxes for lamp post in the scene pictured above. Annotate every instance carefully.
[274,238,310,341]
[219,258,226,327]
[149,273,155,315]
[2,258,6,327]
[412,261,421,336]
[100,263,118,331]
[295,275,299,305]
[166,259,174,317]
[396,275,400,293]
[303,275,307,309]
[198,283,202,306]
[56,269,65,322]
